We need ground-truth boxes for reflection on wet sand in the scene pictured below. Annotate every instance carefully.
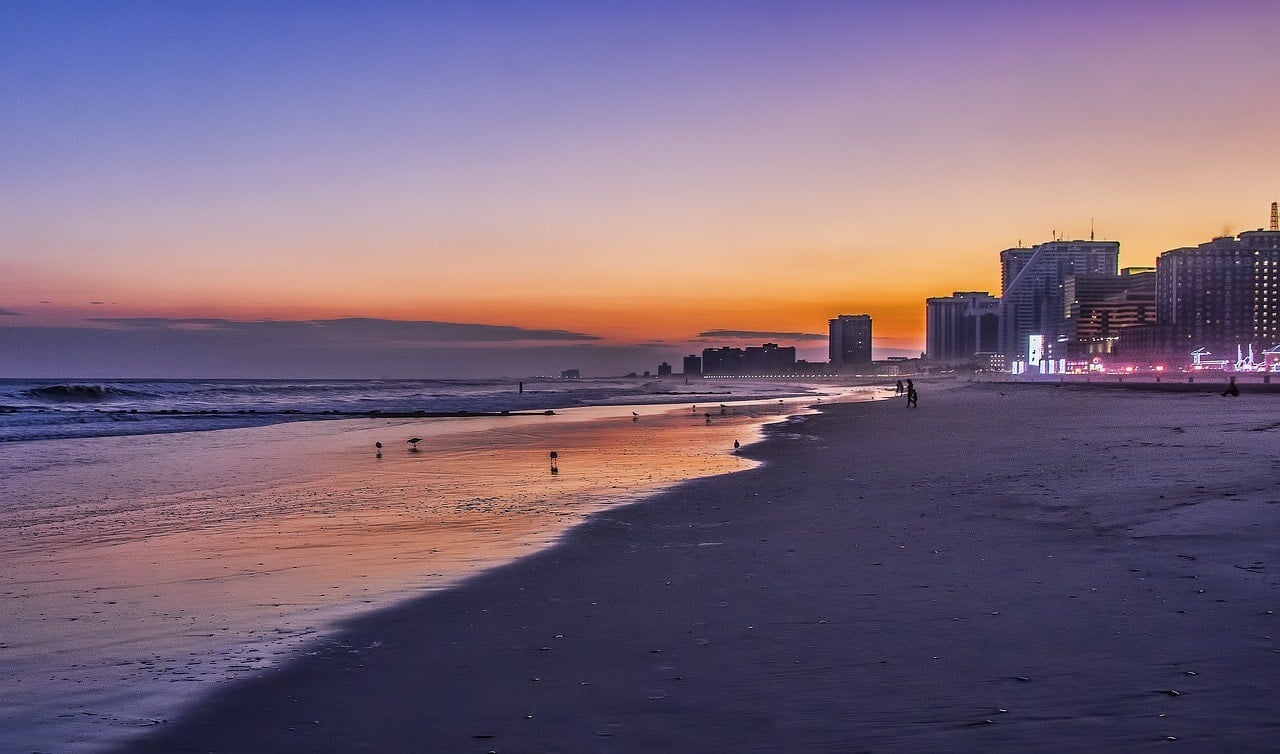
[0,396,850,752]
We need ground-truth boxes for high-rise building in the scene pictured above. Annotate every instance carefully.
[925,291,1000,365]
[828,314,872,370]
[1155,229,1280,358]
[742,343,796,374]
[701,347,744,376]
[682,354,702,377]
[999,240,1120,359]
[657,362,673,378]
[1000,247,1035,295]
[1061,268,1155,356]
[701,344,796,375]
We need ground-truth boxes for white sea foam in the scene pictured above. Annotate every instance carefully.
[0,377,830,443]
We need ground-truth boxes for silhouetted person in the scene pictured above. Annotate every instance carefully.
[1222,376,1240,397]
[906,385,918,408]
[895,379,904,395]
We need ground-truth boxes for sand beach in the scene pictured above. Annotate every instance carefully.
[118,381,1280,752]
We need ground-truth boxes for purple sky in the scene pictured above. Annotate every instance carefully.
[3,1,1278,377]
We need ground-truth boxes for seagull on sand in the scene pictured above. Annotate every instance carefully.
[407,437,422,451]
[734,439,740,451]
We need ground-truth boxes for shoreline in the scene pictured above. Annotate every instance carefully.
[3,391,877,752]
[126,381,1280,752]
[0,377,863,444]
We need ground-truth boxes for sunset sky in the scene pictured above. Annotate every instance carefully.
[3,1,1279,377]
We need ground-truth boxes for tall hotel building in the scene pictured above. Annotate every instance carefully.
[925,291,1000,365]
[1062,268,1155,356]
[829,314,872,370]
[999,240,1120,359]
[1155,228,1280,357]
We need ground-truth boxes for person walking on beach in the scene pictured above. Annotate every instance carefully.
[905,380,918,408]
[895,379,904,395]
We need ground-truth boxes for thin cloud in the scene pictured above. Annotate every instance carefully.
[87,317,240,329]
[85,316,601,343]
[697,329,827,342]
[0,308,25,316]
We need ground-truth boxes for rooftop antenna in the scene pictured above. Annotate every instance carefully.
[1090,217,1095,241]
[1271,201,1278,232]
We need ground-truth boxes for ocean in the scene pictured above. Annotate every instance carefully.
[0,376,826,443]
[0,377,867,751]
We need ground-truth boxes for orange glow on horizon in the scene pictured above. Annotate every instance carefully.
[8,210,1279,354]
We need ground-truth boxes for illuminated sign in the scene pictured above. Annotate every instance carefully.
[1028,335,1044,370]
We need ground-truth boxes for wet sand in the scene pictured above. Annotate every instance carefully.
[124,381,1280,752]
[1,397,830,753]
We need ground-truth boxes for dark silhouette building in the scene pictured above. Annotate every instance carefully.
[701,344,796,376]
[701,347,745,376]
[743,343,796,374]
[657,362,673,378]
[925,291,1000,366]
[829,314,872,370]
[682,354,702,377]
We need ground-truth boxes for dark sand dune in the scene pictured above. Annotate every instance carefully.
[127,383,1280,752]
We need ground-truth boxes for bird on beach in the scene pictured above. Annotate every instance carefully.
[632,411,639,421]
[733,439,740,451]
[407,437,422,451]
[375,441,383,458]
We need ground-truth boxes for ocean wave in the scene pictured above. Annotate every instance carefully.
[22,384,155,402]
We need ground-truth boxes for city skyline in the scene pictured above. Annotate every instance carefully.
[3,2,1280,377]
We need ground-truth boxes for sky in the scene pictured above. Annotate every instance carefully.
[2,1,1279,377]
